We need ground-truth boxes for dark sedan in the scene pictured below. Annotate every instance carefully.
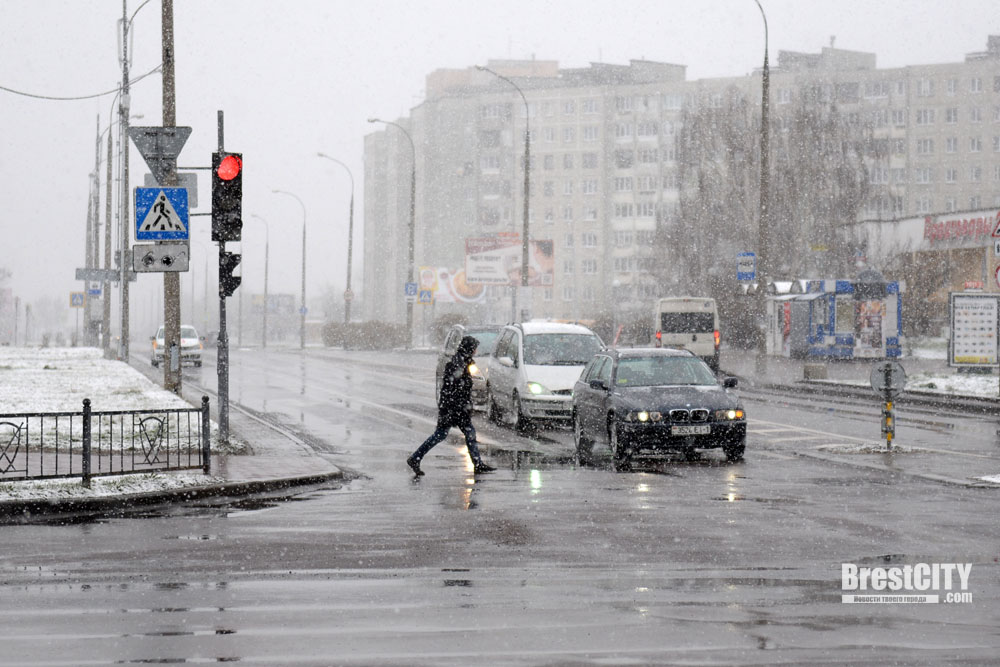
[572,348,745,470]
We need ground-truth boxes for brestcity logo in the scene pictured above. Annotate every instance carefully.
[841,562,973,603]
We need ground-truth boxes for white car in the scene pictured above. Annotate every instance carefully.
[151,325,204,368]
[486,321,604,430]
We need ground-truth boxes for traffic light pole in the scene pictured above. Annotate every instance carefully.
[217,110,231,444]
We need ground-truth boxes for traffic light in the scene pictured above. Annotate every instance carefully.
[211,151,243,242]
[219,251,241,297]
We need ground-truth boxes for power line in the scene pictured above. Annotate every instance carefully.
[0,64,162,101]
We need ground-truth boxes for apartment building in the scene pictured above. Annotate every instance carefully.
[363,36,1000,325]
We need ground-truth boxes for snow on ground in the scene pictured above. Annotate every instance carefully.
[0,347,246,502]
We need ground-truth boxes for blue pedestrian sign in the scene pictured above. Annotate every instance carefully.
[69,292,85,308]
[418,289,434,305]
[135,187,189,240]
[737,252,756,283]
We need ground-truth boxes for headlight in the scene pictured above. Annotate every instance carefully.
[468,363,482,377]
[624,411,663,422]
[526,381,549,395]
[713,409,745,421]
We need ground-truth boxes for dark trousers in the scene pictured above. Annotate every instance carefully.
[411,419,481,465]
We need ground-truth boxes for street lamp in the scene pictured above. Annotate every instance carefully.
[753,0,771,374]
[316,152,355,325]
[249,214,270,348]
[273,189,307,349]
[368,118,415,347]
[476,64,531,322]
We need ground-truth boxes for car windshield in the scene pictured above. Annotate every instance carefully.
[181,326,198,338]
[523,333,602,366]
[469,331,499,355]
[615,356,718,387]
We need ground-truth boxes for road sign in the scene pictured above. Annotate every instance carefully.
[133,242,190,272]
[69,292,85,308]
[87,287,101,296]
[404,281,418,303]
[76,267,124,282]
[128,126,192,185]
[869,360,906,398]
[135,187,189,240]
[344,288,354,302]
[145,172,198,208]
[418,289,434,305]
[737,252,756,283]
[299,307,308,315]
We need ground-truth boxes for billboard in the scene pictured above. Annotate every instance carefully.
[465,236,554,286]
[419,266,486,304]
[949,292,999,367]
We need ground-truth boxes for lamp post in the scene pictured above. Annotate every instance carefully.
[249,214,270,348]
[273,189,307,349]
[752,0,771,374]
[368,118,415,347]
[317,152,355,325]
[476,64,531,322]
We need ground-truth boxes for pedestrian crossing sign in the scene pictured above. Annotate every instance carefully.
[134,187,189,240]
[418,289,434,304]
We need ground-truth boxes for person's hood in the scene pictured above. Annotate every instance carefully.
[457,335,479,358]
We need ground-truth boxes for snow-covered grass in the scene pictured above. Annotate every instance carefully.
[0,471,224,500]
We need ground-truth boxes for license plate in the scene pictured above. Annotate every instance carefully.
[672,424,711,436]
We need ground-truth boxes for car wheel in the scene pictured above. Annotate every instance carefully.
[573,410,593,466]
[610,420,631,472]
[512,392,531,432]
[724,436,746,463]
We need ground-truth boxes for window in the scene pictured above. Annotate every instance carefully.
[563,153,574,169]
[615,230,633,247]
[891,109,907,127]
[581,259,597,274]
[581,232,597,247]
[615,95,633,113]
[582,126,599,142]
[971,137,983,152]
[614,203,634,218]
[637,175,656,193]
[615,123,633,140]
[480,103,510,119]
[946,107,959,124]
[563,100,576,115]
[946,137,958,153]
[970,195,982,208]
[478,130,501,147]
[916,109,935,125]
[971,166,982,182]
[971,77,983,93]
[480,154,500,171]
[915,195,932,214]
[563,259,574,274]
[636,202,656,217]
[916,78,934,97]
[891,168,907,183]
[914,167,933,184]
[565,233,574,247]
[945,167,958,183]
[562,180,574,195]
[636,121,659,138]
[583,206,597,221]
[661,144,677,161]
[541,102,554,117]
[562,286,574,301]
[662,93,683,110]
[994,136,1000,152]
[543,127,556,143]
[995,165,1000,182]
[637,148,658,163]
[709,93,723,109]
[945,197,957,212]
[582,152,598,168]
[946,78,958,96]
[582,286,595,302]
[871,109,889,128]
[995,106,1000,122]
[544,207,554,224]
[543,181,554,196]
[614,177,633,192]
[582,98,599,114]
[777,88,792,104]
[662,171,677,189]
[543,287,553,301]
[543,154,555,170]
[562,205,572,220]
[581,179,598,195]
[970,107,983,123]
[916,138,934,155]
[837,82,860,103]
[479,206,499,225]
[894,80,906,96]
[869,167,888,184]
[614,150,634,169]
[563,127,575,143]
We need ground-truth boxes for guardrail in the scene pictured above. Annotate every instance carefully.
[0,397,211,487]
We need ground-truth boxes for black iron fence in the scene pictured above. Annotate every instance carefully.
[0,396,211,487]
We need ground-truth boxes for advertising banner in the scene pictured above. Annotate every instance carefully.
[465,236,554,286]
[949,292,999,367]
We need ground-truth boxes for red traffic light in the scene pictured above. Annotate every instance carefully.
[217,154,242,181]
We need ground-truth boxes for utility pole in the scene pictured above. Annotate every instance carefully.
[103,119,114,358]
[161,0,182,394]
[118,0,132,362]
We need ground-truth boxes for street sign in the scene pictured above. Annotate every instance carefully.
[344,288,354,302]
[135,187,189,240]
[69,292,85,308]
[145,172,198,208]
[404,281,418,303]
[418,289,434,305]
[299,307,308,315]
[132,242,190,272]
[128,126,192,185]
[87,287,101,297]
[76,267,124,282]
[869,360,906,398]
[737,252,756,283]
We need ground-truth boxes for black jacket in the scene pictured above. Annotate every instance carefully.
[437,336,478,427]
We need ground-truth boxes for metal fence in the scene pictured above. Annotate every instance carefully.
[0,396,211,486]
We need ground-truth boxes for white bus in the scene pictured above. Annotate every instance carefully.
[652,297,721,372]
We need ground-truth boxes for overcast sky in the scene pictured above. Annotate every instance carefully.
[2,0,998,332]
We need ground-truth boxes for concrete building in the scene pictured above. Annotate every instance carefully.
[363,36,1000,332]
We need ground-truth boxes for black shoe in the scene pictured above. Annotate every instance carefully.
[473,462,496,474]
[407,456,424,476]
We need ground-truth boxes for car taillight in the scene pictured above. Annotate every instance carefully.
[714,330,720,348]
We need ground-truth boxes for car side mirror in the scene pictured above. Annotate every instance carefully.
[589,379,608,391]
[498,355,514,367]
[723,377,738,389]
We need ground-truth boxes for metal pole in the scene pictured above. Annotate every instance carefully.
[475,66,531,321]
[118,0,131,362]
[217,110,230,443]
[753,0,771,375]
[316,153,355,324]
[161,0,182,394]
[367,119,415,347]
[81,398,92,488]
[103,122,113,357]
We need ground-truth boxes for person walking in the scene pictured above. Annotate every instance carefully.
[407,335,495,476]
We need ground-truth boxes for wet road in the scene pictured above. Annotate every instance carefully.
[2,347,999,665]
